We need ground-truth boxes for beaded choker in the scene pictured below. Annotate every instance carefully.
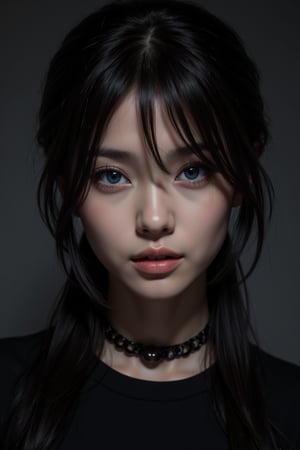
[104,322,210,362]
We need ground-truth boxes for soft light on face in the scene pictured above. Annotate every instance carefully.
[78,92,237,302]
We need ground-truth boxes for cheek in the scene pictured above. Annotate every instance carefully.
[202,197,231,232]
[79,198,123,251]
[183,192,232,258]
[187,189,231,230]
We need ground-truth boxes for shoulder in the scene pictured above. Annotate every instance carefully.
[0,328,52,426]
[252,345,300,448]
[0,328,51,378]
[252,345,300,395]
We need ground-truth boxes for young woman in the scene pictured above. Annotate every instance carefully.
[0,1,299,449]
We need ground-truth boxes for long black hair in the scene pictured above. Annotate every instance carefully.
[1,1,287,449]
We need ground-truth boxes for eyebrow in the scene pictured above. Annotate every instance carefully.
[97,144,206,165]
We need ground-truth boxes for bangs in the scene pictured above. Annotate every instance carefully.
[136,63,237,180]
[86,61,247,191]
[80,23,253,190]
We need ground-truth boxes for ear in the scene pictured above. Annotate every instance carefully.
[56,176,64,196]
[231,141,263,208]
[56,176,82,218]
[231,189,243,208]
[253,141,263,158]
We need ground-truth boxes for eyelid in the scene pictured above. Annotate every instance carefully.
[175,161,212,185]
[92,165,131,190]
[176,160,212,175]
[92,161,213,191]
[94,165,130,179]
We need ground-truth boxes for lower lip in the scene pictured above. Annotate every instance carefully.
[131,258,183,274]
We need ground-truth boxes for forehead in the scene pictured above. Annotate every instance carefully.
[99,90,198,155]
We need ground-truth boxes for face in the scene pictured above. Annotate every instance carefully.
[78,92,236,302]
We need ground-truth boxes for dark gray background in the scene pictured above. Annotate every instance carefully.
[0,0,299,365]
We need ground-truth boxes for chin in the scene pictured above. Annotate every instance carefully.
[123,277,199,301]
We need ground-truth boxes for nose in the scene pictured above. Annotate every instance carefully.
[135,184,175,240]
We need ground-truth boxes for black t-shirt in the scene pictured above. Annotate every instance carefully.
[0,329,299,449]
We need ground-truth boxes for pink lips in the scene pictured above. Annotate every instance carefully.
[131,247,183,274]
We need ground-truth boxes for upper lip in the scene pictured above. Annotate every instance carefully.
[131,247,182,261]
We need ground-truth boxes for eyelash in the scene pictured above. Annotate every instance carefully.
[92,165,130,192]
[176,163,211,185]
[92,163,212,192]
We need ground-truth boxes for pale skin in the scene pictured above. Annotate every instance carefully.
[77,92,240,381]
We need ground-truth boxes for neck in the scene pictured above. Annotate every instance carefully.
[107,272,209,344]
[98,273,213,381]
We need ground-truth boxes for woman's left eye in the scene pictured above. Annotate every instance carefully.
[176,164,208,183]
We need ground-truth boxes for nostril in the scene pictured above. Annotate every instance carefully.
[136,209,175,237]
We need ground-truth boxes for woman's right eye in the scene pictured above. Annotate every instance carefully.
[93,167,130,190]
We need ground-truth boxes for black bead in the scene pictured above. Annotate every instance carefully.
[174,344,184,357]
[142,347,161,362]
[116,335,126,348]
